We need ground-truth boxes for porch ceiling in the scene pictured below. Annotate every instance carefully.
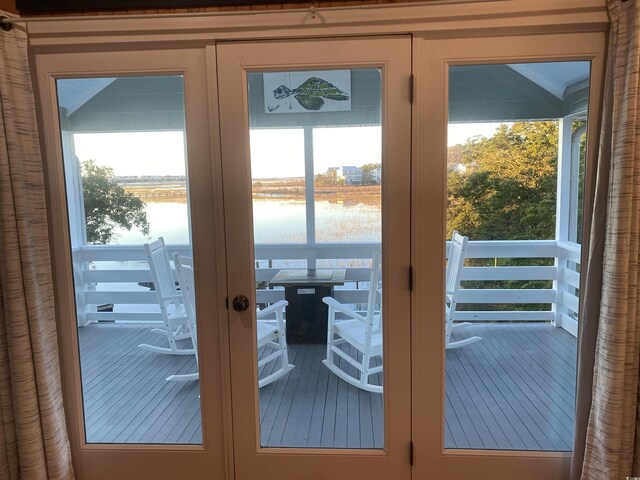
[449,62,590,123]
[57,61,590,133]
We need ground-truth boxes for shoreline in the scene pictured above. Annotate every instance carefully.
[125,181,382,205]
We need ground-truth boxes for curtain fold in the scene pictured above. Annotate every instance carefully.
[572,0,640,478]
[0,12,74,480]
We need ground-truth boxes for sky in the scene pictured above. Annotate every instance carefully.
[74,131,187,177]
[73,123,503,178]
[249,126,382,179]
[448,122,503,148]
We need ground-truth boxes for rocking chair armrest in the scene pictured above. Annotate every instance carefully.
[322,297,367,323]
[256,299,289,317]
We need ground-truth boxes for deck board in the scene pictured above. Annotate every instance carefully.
[79,322,575,451]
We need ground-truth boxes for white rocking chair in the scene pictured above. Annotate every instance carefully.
[446,231,482,349]
[256,300,295,388]
[166,254,199,381]
[322,253,383,393]
[167,256,294,385]
[138,238,195,356]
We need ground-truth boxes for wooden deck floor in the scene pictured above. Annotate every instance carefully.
[446,323,576,451]
[78,322,575,450]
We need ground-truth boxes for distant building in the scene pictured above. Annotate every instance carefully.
[334,166,362,184]
[367,167,381,184]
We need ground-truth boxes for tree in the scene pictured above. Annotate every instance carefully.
[447,121,558,241]
[315,169,344,186]
[361,163,381,184]
[447,121,559,309]
[447,144,464,172]
[81,160,150,244]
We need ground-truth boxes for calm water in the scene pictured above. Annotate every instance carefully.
[113,199,381,245]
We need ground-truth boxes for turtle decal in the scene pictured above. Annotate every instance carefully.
[273,77,349,111]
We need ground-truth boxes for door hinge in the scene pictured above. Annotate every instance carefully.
[409,74,415,104]
[409,265,414,292]
[410,440,415,466]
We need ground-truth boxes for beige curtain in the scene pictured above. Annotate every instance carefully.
[0,13,75,480]
[572,0,640,478]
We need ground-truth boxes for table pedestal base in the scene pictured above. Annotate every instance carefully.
[284,285,332,344]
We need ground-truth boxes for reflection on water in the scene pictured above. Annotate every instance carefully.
[253,199,306,243]
[112,202,190,244]
[113,200,380,245]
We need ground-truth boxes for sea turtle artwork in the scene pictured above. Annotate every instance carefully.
[273,77,350,111]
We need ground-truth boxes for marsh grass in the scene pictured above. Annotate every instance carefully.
[315,201,381,243]
[252,178,381,205]
[124,183,187,203]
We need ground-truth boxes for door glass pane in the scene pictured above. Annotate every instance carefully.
[248,69,384,449]
[445,61,590,450]
[56,75,202,444]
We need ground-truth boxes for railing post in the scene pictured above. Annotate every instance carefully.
[73,248,92,327]
[304,126,317,274]
[552,117,574,329]
[61,125,93,327]
[552,251,568,329]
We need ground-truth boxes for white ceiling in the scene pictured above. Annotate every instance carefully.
[56,78,116,114]
[507,62,590,99]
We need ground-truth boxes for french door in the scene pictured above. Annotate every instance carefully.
[35,48,229,479]
[412,32,606,480]
[216,37,412,480]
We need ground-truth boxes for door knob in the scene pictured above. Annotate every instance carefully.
[232,295,250,312]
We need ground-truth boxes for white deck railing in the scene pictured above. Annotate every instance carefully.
[72,239,580,337]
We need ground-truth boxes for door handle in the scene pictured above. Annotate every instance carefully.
[232,295,250,312]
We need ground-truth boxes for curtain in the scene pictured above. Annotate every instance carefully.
[0,12,75,480]
[572,0,640,478]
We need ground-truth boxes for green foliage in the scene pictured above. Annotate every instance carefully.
[361,163,381,184]
[315,169,344,186]
[81,160,150,244]
[447,121,560,311]
[447,121,559,241]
